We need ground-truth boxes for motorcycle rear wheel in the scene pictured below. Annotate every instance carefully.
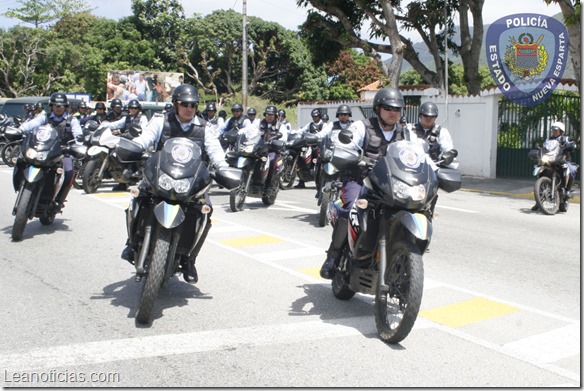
[12,183,35,241]
[230,186,246,212]
[136,226,170,324]
[375,240,424,344]
[2,141,20,167]
[82,157,104,194]
[534,176,560,215]
[318,199,328,227]
[72,159,85,189]
[39,212,56,226]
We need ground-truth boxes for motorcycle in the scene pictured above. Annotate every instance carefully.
[279,133,319,190]
[72,120,99,189]
[225,131,286,212]
[1,115,24,167]
[117,137,242,324]
[82,124,142,193]
[7,125,86,241]
[316,136,344,227]
[327,133,461,344]
[528,139,578,215]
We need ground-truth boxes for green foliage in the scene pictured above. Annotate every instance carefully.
[3,0,94,28]
[400,69,424,85]
[326,50,385,99]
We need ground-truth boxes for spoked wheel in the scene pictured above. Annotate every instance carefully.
[230,186,246,212]
[279,157,297,190]
[82,157,104,194]
[2,141,20,167]
[136,226,170,324]
[72,159,85,189]
[375,240,424,344]
[12,182,35,241]
[534,176,560,215]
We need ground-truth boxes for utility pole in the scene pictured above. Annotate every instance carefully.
[242,0,248,109]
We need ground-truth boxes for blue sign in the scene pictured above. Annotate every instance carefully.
[485,14,569,107]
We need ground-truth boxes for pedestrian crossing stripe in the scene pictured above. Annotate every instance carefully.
[219,235,284,247]
[90,192,131,198]
[419,297,520,328]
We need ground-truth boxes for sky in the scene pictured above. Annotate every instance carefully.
[0,0,563,36]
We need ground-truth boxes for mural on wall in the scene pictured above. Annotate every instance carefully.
[106,71,184,103]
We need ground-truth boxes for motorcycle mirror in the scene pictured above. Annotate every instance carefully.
[128,123,142,138]
[85,120,99,133]
[338,129,353,144]
[441,149,457,165]
[304,134,319,145]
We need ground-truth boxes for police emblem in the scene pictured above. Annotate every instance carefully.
[486,14,568,107]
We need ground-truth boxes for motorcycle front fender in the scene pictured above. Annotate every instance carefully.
[396,211,432,241]
[236,156,252,169]
[533,166,544,177]
[23,165,44,183]
[154,201,185,229]
[87,146,109,157]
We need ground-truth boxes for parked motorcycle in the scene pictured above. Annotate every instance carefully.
[117,137,242,324]
[72,120,99,189]
[327,133,461,344]
[1,115,24,167]
[82,124,142,193]
[226,131,286,212]
[279,133,319,190]
[7,125,86,241]
[528,139,578,215]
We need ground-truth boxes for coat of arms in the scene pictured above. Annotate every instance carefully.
[504,33,549,81]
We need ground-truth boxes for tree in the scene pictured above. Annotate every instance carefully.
[297,0,486,94]
[544,0,581,94]
[326,49,386,99]
[2,0,94,28]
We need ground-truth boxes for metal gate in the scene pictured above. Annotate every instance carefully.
[497,94,580,178]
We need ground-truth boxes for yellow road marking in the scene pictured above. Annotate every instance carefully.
[219,235,284,247]
[92,192,131,198]
[419,297,520,328]
[300,267,323,280]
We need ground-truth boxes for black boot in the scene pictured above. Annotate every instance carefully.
[112,183,128,191]
[121,245,135,265]
[183,220,212,283]
[320,217,348,279]
[294,180,306,189]
[54,181,72,213]
[531,203,539,211]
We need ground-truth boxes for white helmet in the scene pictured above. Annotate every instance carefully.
[551,122,565,132]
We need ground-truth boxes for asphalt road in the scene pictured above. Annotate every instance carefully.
[0,167,580,388]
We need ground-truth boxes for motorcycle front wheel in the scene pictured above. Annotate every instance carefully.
[230,186,246,212]
[375,239,424,344]
[136,225,170,324]
[12,182,35,241]
[534,176,560,215]
[72,159,85,189]
[82,157,104,194]
[1,141,20,167]
[318,198,328,227]
[279,157,297,190]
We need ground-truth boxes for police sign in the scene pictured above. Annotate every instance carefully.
[485,14,568,107]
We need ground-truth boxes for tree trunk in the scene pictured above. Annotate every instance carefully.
[458,0,485,95]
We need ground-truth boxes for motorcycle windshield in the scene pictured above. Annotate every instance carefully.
[368,140,436,207]
[31,125,60,152]
[158,138,205,179]
[543,139,561,160]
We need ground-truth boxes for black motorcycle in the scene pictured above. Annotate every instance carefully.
[225,131,286,212]
[279,133,319,190]
[118,137,242,324]
[1,115,24,167]
[72,120,99,189]
[315,136,343,227]
[528,139,578,215]
[8,125,86,241]
[328,134,460,344]
[82,124,142,193]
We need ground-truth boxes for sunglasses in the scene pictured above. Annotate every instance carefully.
[178,102,197,108]
[380,105,401,112]
[129,107,139,110]
[421,114,436,118]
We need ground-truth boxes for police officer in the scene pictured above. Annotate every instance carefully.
[19,92,83,212]
[247,107,260,127]
[412,102,455,163]
[317,88,407,279]
[84,102,107,125]
[108,99,148,137]
[121,84,228,284]
[104,98,124,122]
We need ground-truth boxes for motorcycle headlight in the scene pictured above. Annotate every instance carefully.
[392,179,426,201]
[541,155,551,163]
[25,148,37,160]
[243,145,255,153]
[158,173,191,193]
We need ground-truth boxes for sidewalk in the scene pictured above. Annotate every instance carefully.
[460,175,581,203]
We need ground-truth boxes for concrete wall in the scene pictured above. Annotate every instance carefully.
[298,94,500,178]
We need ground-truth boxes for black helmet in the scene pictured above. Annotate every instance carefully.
[171,84,199,103]
[419,101,438,117]
[310,109,321,118]
[247,107,257,116]
[78,101,88,109]
[49,92,69,107]
[373,87,404,109]
[110,98,122,108]
[24,103,33,111]
[205,102,217,112]
[95,102,106,110]
[322,113,329,122]
[399,116,407,124]
[264,105,277,115]
[278,109,286,117]
[231,103,243,112]
[218,110,227,119]
[336,104,352,117]
[164,103,173,111]
[35,102,43,110]
[127,99,141,109]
